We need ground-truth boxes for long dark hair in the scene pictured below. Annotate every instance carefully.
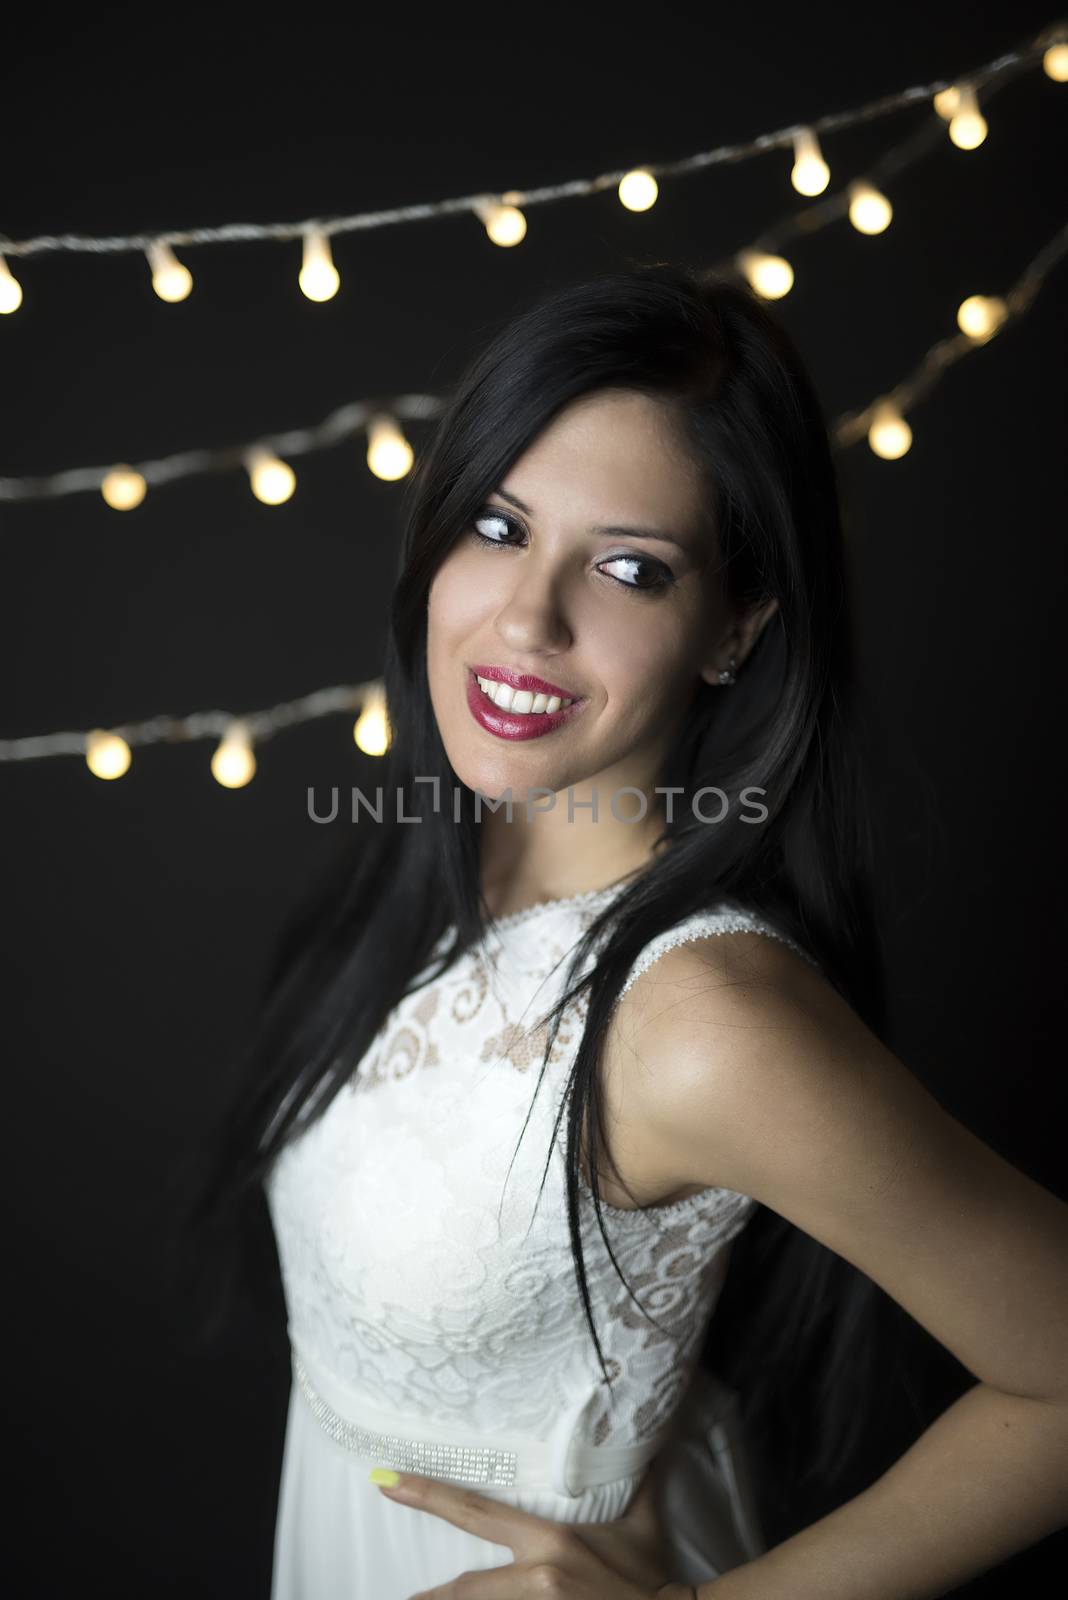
[176,260,921,1539]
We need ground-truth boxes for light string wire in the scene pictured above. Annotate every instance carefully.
[1,22,1061,265]
[2,23,1064,505]
[3,208,1064,771]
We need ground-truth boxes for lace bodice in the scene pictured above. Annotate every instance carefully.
[266,885,815,1461]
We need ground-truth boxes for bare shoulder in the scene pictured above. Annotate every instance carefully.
[603,923,916,1218]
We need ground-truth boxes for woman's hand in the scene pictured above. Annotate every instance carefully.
[373,1457,699,1599]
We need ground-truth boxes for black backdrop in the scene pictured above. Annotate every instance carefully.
[3,4,1066,1594]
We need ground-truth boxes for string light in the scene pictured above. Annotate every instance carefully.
[354,684,391,756]
[736,249,794,299]
[791,128,831,195]
[0,23,1057,307]
[100,466,148,510]
[211,720,257,788]
[299,228,340,301]
[832,222,1068,457]
[847,180,893,235]
[0,252,24,313]
[867,400,913,460]
[933,86,962,120]
[618,169,659,212]
[472,195,527,247]
[146,241,193,302]
[956,294,1008,341]
[85,730,132,780]
[366,413,414,481]
[1,682,386,769]
[948,84,989,148]
[245,445,297,504]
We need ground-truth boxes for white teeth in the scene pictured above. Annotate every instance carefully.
[475,675,573,714]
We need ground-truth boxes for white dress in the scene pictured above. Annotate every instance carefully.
[266,884,816,1598]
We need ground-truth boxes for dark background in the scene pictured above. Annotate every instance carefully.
[3,3,1065,1593]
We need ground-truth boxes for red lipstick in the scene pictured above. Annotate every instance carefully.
[465,668,587,742]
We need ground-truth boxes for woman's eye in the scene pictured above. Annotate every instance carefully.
[470,509,523,547]
[599,554,675,594]
[467,508,675,595]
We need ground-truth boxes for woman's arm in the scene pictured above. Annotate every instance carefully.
[607,932,1068,1600]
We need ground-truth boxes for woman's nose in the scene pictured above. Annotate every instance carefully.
[492,562,574,654]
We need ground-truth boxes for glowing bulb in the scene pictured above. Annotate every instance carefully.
[0,253,23,314]
[790,128,830,196]
[618,169,659,212]
[146,241,192,302]
[847,180,893,235]
[354,685,391,756]
[101,466,147,510]
[1043,43,1068,81]
[211,721,256,788]
[299,229,340,301]
[933,86,960,120]
[737,249,794,300]
[366,414,414,481]
[948,85,987,149]
[245,445,296,504]
[868,400,912,460]
[473,198,527,247]
[956,294,1008,343]
[86,729,131,780]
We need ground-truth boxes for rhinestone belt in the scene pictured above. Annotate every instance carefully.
[294,1352,519,1486]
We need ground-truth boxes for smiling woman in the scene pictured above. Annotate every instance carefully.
[181,262,1068,1600]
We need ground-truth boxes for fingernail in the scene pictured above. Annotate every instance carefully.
[369,1467,401,1487]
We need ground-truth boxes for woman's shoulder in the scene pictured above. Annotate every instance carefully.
[616,897,823,1007]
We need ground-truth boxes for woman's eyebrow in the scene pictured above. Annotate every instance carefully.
[495,484,688,552]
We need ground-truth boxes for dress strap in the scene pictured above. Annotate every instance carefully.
[618,902,820,1002]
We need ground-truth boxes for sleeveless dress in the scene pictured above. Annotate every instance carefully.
[265,884,818,1598]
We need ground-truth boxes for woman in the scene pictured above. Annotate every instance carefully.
[186,263,1068,1598]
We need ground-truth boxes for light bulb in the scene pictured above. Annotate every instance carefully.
[473,198,527,247]
[0,253,23,314]
[366,414,414,481]
[957,294,1008,343]
[933,86,960,120]
[86,730,132,780]
[737,249,794,300]
[868,400,912,460]
[101,466,147,510]
[618,169,658,212]
[299,229,340,301]
[146,241,192,302]
[211,721,256,788]
[948,85,987,149]
[354,687,391,756]
[1043,43,1068,81]
[847,180,893,235]
[245,446,296,504]
[790,128,830,196]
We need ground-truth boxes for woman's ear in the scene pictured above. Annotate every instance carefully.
[700,596,780,687]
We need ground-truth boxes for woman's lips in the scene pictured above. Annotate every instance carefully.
[464,669,587,741]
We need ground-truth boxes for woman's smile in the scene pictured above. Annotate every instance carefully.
[464,666,589,742]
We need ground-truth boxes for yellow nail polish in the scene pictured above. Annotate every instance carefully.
[369,1467,401,1487]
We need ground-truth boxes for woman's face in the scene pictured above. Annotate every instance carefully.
[426,387,745,805]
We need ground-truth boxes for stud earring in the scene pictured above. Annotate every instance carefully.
[717,655,737,686]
